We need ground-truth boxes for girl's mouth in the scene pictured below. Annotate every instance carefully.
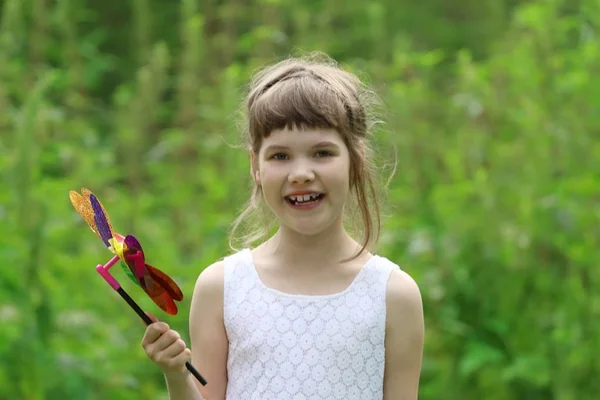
[285,193,325,208]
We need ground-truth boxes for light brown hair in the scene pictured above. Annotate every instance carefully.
[229,53,387,261]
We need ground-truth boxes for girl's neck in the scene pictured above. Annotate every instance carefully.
[257,223,364,271]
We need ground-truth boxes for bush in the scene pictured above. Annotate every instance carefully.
[0,0,597,398]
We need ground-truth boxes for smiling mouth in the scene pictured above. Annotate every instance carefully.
[285,193,325,206]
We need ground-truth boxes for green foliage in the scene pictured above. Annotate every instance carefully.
[0,0,598,398]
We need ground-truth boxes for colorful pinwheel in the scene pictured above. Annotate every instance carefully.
[69,188,206,385]
[69,188,183,315]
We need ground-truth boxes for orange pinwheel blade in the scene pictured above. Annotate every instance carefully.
[69,188,115,241]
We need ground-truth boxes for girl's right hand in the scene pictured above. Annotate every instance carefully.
[141,315,192,379]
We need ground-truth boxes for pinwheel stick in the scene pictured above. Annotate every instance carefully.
[96,255,207,386]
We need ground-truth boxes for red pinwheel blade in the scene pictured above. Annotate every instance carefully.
[154,291,178,315]
[139,264,183,315]
[145,264,184,301]
[123,235,183,315]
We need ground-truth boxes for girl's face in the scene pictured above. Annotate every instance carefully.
[252,127,351,236]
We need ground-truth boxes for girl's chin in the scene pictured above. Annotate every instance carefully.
[279,215,343,238]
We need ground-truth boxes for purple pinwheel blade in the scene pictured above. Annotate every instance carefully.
[90,194,113,247]
[124,235,144,255]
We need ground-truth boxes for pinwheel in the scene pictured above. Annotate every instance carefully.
[69,188,206,385]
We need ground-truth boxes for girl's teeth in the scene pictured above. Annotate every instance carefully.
[289,193,322,204]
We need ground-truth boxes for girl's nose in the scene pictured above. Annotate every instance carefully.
[288,163,315,184]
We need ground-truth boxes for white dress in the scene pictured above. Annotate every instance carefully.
[223,248,400,400]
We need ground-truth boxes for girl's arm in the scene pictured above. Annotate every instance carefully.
[164,373,206,400]
[187,261,230,400]
[383,269,425,400]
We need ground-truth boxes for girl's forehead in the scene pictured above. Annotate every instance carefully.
[263,127,344,147]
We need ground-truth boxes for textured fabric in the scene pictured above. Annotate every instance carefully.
[223,248,400,400]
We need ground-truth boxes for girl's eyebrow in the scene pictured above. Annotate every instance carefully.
[264,141,340,152]
[313,141,340,149]
[264,144,289,152]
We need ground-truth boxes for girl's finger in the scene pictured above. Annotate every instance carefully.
[170,347,192,371]
[160,338,187,359]
[151,329,180,351]
[141,322,170,346]
[140,312,159,327]
[146,312,158,323]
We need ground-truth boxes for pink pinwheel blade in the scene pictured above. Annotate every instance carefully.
[124,235,146,279]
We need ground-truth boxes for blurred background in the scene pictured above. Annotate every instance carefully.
[0,0,599,399]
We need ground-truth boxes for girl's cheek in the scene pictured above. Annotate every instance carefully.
[262,165,287,180]
[321,164,348,179]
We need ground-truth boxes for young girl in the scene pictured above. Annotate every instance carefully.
[141,54,424,400]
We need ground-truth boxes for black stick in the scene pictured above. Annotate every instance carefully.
[116,287,208,386]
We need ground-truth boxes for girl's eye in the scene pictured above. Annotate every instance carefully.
[315,150,333,158]
[270,153,288,160]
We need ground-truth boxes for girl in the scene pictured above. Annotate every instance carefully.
[142,54,424,400]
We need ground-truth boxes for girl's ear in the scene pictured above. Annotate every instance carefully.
[249,150,261,185]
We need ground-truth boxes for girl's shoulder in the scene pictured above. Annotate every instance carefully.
[192,259,226,300]
[371,253,402,271]
[379,256,421,319]
[193,248,252,290]
[369,254,420,303]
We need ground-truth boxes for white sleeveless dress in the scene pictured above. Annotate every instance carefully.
[222,248,400,400]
